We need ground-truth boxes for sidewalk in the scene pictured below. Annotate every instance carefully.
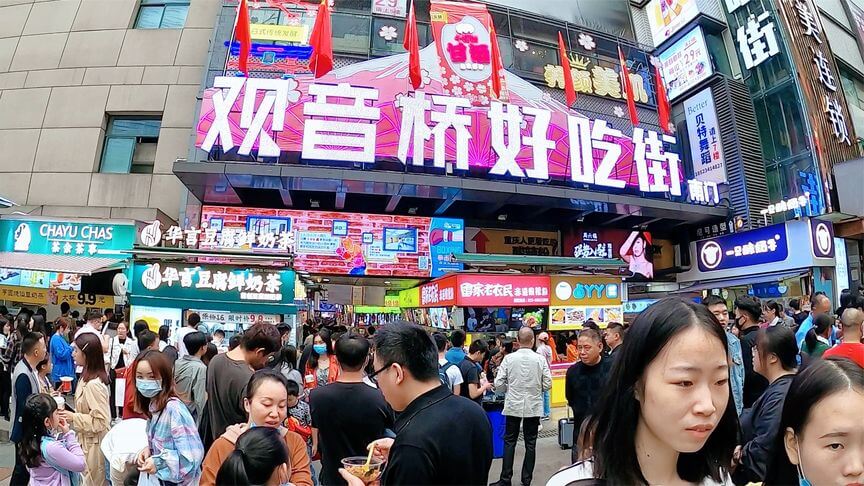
[0,417,13,486]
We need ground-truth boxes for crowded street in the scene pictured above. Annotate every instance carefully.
[1,0,864,484]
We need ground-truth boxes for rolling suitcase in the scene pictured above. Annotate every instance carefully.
[558,408,574,450]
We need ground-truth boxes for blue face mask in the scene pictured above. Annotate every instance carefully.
[136,378,162,398]
[795,437,812,486]
[313,344,327,355]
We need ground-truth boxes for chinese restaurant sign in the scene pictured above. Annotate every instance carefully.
[464,228,559,256]
[810,219,834,259]
[562,228,655,280]
[549,275,624,331]
[200,206,464,278]
[0,219,135,257]
[418,274,551,308]
[696,223,789,272]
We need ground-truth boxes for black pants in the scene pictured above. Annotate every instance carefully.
[499,415,540,486]
[0,364,11,417]
[11,442,29,486]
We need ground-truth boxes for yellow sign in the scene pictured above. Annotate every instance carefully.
[550,276,623,307]
[544,58,648,104]
[249,23,309,43]
[465,228,559,256]
[399,287,420,308]
[384,295,400,308]
[0,285,114,307]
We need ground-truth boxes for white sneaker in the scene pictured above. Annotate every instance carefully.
[538,422,543,432]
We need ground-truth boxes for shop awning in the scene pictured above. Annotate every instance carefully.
[129,295,297,315]
[0,252,127,275]
[674,270,809,294]
[452,253,625,269]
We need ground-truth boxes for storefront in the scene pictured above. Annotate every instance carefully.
[677,218,838,308]
[0,216,135,316]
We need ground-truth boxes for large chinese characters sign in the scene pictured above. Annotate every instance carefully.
[198,57,692,201]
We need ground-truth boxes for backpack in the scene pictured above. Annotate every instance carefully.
[439,361,455,389]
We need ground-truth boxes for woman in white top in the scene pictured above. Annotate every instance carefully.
[548,298,738,486]
[107,322,138,418]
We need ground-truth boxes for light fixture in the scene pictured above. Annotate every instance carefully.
[384,280,391,285]
[322,278,330,283]
[310,199,320,208]
[408,207,418,215]
[497,214,507,221]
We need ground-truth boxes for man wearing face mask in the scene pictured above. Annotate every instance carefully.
[735,295,769,408]
[310,333,393,486]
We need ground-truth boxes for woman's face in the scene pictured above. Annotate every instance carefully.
[72,344,85,367]
[633,236,645,257]
[638,326,730,454]
[135,359,157,381]
[765,307,776,320]
[785,389,864,485]
[244,379,287,428]
[313,335,325,346]
[3,323,10,334]
[117,323,127,339]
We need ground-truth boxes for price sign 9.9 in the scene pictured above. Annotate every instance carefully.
[77,293,97,305]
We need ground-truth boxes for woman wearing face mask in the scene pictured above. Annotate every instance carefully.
[19,393,86,485]
[215,426,291,486]
[731,326,798,485]
[546,297,738,486]
[304,332,338,391]
[764,357,864,486]
[132,350,204,486]
[62,332,110,486]
[200,370,312,486]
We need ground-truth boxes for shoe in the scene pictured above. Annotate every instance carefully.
[538,422,543,432]
[541,416,551,421]
[489,481,511,486]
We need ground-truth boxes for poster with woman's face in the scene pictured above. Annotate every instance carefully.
[562,228,655,280]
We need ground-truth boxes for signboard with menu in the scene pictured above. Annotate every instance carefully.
[656,27,713,101]
[549,276,623,331]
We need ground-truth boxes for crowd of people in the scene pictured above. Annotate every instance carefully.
[0,287,860,486]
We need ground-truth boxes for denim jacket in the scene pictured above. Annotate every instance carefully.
[727,331,745,416]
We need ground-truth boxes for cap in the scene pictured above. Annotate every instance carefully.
[538,332,549,342]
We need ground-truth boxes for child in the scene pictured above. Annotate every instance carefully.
[19,393,85,486]
[285,379,315,486]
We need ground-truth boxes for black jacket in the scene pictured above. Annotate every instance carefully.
[739,326,769,408]
[733,374,795,485]
[565,358,612,429]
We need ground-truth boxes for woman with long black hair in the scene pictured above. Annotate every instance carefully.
[215,427,289,486]
[303,331,338,391]
[547,297,738,485]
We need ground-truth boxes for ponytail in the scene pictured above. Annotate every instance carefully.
[804,328,818,353]
[214,426,288,486]
[214,449,250,485]
[806,314,833,353]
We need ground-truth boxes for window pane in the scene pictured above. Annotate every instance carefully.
[101,138,136,173]
[498,35,514,69]
[512,41,556,77]
[161,5,188,28]
[135,6,164,29]
[332,13,371,54]
[372,19,406,55]
[109,119,161,138]
[250,7,281,25]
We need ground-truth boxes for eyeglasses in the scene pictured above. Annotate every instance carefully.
[367,362,394,384]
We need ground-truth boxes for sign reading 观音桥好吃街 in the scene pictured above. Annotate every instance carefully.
[131,264,295,306]
[0,219,135,257]
[809,219,834,259]
[683,89,727,184]
[696,223,789,272]
[372,0,407,17]
[646,0,701,47]
[657,27,713,101]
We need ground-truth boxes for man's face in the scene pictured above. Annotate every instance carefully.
[604,330,621,348]
[707,304,728,327]
[31,339,47,361]
[577,336,602,364]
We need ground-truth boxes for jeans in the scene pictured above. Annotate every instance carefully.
[499,416,540,486]
[542,390,550,417]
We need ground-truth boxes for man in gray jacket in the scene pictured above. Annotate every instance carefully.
[490,327,552,486]
[173,331,207,425]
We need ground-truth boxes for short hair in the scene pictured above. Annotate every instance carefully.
[242,323,281,355]
[285,380,301,397]
[578,328,602,343]
[60,302,70,314]
[183,331,207,356]
[468,338,488,355]
[701,295,726,308]
[788,298,800,311]
[450,329,466,348]
[85,310,102,322]
[606,322,625,334]
[373,322,439,382]
[334,333,370,371]
[137,330,157,351]
[811,292,830,309]
[104,308,114,317]
[432,332,448,352]
[70,310,79,319]
[187,313,201,327]
[133,320,148,338]
[158,325,169,342]
[214,329,225,338]
[734,295,762,322]
[22,332,44,356]
[367,325,376,336]
[229,335,241,350]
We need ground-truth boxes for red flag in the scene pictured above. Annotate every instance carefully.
[403,1,422,90]
[309,0,333,78]
[557,32,575,108]
[233,0,251,75]
[655,65,672,134]
[618,46,639,126]
[489,24,503,99]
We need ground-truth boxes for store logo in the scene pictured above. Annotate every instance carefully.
[13,223,30,252]
[140,221,162,247]
[554,281,572,301]
[141,264,163,290]
[700,241,723,270]
[814,222,832,256]
[440,17,492,82]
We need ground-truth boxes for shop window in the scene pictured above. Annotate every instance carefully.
[332,12,371,54]
[134,0,190,29]
[839,66,864,109]
[509,16,559,45]
[100,118,161,174]
[512,40,556,77]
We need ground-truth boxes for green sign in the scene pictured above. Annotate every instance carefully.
[130,263,296,313]
[0,219,135,257]
[355,306,401,314]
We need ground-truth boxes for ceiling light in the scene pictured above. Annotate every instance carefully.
[384,281,391,285]
[497,214,507,221]
[310,200,320,208]
[408,207,418,215]
[322,278,330,283]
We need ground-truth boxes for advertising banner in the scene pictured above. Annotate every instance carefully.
[196,310,280,325]
[464,228,559,255]
[0,285,113,307]
[550,276,622,307]
[130,305,183,334]
[657,27,713,101]
[419,274,551,307]
[696,223,789,272]
[399,287,420,308]
[200,206,463,278]
[683,88,727,184]
[0,268,81,291]
[0,219,135,257]
[249,23,308,42]
[561,228,655,280]
[647,0,700,47]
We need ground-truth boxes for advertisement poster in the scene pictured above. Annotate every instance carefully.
[647,0,700,47]
[562,228,655,280]
[464,228,559,255]
[683,88,727,184]
[657,27,713,101]
[419,274,551,307]
[201,206,464,278]
[0,268,82,291]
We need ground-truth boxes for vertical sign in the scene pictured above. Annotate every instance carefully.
[683,88,727,184]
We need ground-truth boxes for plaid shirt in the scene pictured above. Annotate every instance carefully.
[147,397,204,485]
[1,332,22,367]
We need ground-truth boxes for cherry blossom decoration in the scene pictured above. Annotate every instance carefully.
[379,25,398,42]
[514,39,529,52]
[613,106,625,118]
[578,33,595,51]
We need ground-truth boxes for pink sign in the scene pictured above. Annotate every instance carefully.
[197,46,686,199]
[419,274,551,307]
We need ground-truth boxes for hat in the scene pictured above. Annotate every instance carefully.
[538,332,549,342]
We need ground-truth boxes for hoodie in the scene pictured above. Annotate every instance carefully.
[445,347,466,365]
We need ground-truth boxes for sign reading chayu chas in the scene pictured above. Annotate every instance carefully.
[0,219,134,257]
[197,53,713,204]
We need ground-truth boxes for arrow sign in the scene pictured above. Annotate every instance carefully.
[472,230,489,254]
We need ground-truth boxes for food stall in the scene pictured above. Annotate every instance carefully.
[548,275,624,406]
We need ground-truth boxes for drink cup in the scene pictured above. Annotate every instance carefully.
[59,376,73,393]
[54,395,65,410]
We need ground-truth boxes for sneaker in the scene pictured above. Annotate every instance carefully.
[538,422,543,432]
[541,416,551,421]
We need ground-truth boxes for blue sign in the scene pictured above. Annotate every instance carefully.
[428,218,464,277]
[750,282,788,298]
[696,223,789,272]
[810,219,834,259]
